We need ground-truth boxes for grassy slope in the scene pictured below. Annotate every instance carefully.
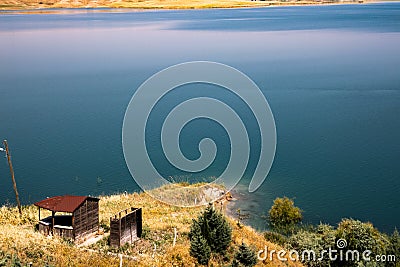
[0,185,304,267]
[0,0,374,10]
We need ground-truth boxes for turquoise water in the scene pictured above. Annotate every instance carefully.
[0,3,399,232]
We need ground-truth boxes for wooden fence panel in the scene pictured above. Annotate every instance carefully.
[110,207,142,247]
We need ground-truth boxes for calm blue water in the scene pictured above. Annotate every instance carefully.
[0,3,399,232]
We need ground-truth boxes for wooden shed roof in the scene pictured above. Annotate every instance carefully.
[34,195,99,213]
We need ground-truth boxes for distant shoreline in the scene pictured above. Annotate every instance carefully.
[0,0,397,12]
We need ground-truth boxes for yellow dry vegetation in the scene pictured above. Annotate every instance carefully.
[0,184,304,266]
[0,0,367,10]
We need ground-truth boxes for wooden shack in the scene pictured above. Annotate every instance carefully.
[110,207,142,247]
[34,195,99,241]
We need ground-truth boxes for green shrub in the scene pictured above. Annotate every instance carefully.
[268,197,302,233]
[233,243,257,267]
[289,220,394,267]
[388,228,400,267]
[263,231,288,247]
[335,219,391,267]
[141,224,151,239]
[0,253,29,267]
[100,221,110,233]
[0,252,11,266]
[288,223,336,267]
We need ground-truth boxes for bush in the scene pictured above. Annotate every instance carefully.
[189,204,232,264]
[140,224,151,239]
[288,223,336,267]
[0,253,26,267]
[233,243,257,267]
[268,197,302,233]
[289,220,393,267]
[99,221,110,233]
[335,219,391,267]
[263,231,288,247]
[388,228,400,266]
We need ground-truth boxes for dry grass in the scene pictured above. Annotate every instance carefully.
[0,184,304,266]
[0,224,120,267]
[0,0,372,10]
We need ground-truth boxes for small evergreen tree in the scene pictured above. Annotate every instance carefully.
[189,219,211,265]
[234,243,257,267]
[189,204,232,264]
[201,204,232,253]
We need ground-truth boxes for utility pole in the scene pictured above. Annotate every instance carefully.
[3,140,22,215]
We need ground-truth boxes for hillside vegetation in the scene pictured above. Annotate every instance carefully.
[0,184,303,267]
[0,0,371,10]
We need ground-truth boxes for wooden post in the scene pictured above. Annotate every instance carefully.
[119,212,121,247]
[38,207,41,221]
[130,219,132,243]
[173,227,177,247]
[72,213,75,239]
[85,200,88,232]
[51,211,56,236]
[3,140,22,215]
[124,214,127,244]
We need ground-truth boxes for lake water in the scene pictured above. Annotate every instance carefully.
[0,3,399,232]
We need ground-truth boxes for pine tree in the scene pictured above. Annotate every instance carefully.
[214,215,232,254]
[189,204,233,264]
[234,243,257,267]
[201,204,232,254]
[189,219,211,265]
